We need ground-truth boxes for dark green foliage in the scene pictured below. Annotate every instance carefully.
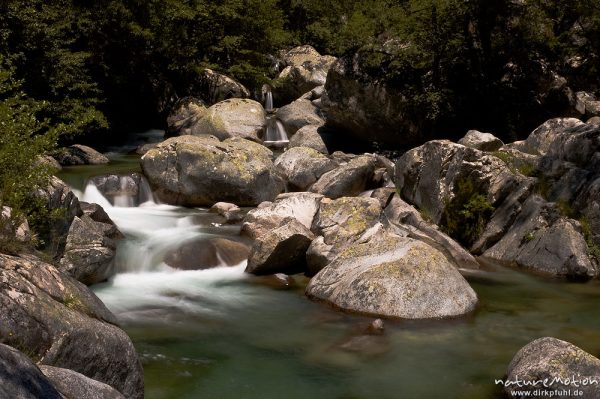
[580,217,600,264]
[0,59,60,253]
[441,176,495,247]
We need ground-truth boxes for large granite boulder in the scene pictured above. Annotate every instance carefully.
[0,254,144,398]
[507,117,586,155]
[482,195,596,280]
[53,145,109,166]
[193,99,266,142]
[307,196,382,275]
[274,146,338,191]
[306,232,478,319]
[59,202,124,285]
[395,140,523,223]
[276,98,324,135]
[504,337,600,398]
[241,192,323,240]
[272,45,337,104]
[141,135,284,206]
[0,343,62,399]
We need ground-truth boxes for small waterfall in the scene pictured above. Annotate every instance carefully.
[265,91,274,112]
[264,116,289,147]
[82,183,113,209]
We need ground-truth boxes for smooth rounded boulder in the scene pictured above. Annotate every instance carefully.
[194,99,266,142]
[306,232,478,319]
[53,144,109,166]
[505,337,600,398]
[288,124,328,154]
[141,135,284,206]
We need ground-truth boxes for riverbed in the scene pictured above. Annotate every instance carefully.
[58,136,600,399]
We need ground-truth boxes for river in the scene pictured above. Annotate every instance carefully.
[57,132,600,399]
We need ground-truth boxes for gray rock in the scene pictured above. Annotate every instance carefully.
[241,192,323,240]
[245,219,314,275]
[394,140,524,225]
[505,337,600,398]
[197,69,250,105]
[166,97,207,136]
[307,196,382,275]
[193,99,266,142]
[523,117,585,155]
[141,135,284,206]
[0,254,143,398]
[306,232,478,319]
[457,130,504,151]
[310,155,377,199]
[37,155,62,171]
[59,204,124,285]
[33,177,82,258]
[1,206,31,245]
[383,193,480,270]
[164,237,250,270]
[482,195,597,280]
[0,344,62,399]
[288,124,328,154]
[272,45,337,103]
[276,98,324,135]
[588,116,600,126]
[575,91,600,118]
[40,365,125,399]
[53,144,109,166]
[134,142,159,155]
[274,147,338,191]
[210,202,243,223]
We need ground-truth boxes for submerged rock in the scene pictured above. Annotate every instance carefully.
[505,337,600,398]
[53,144,109,166]
[141,135,284,206]
[164,237,250,270]
[306,232,478,319]
[0,254,144,398]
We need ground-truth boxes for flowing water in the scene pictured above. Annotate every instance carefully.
[58,133,600,399]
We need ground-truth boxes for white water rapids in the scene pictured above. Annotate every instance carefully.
[76,178,255,325]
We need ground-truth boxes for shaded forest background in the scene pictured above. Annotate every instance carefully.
[1,0,599,141]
